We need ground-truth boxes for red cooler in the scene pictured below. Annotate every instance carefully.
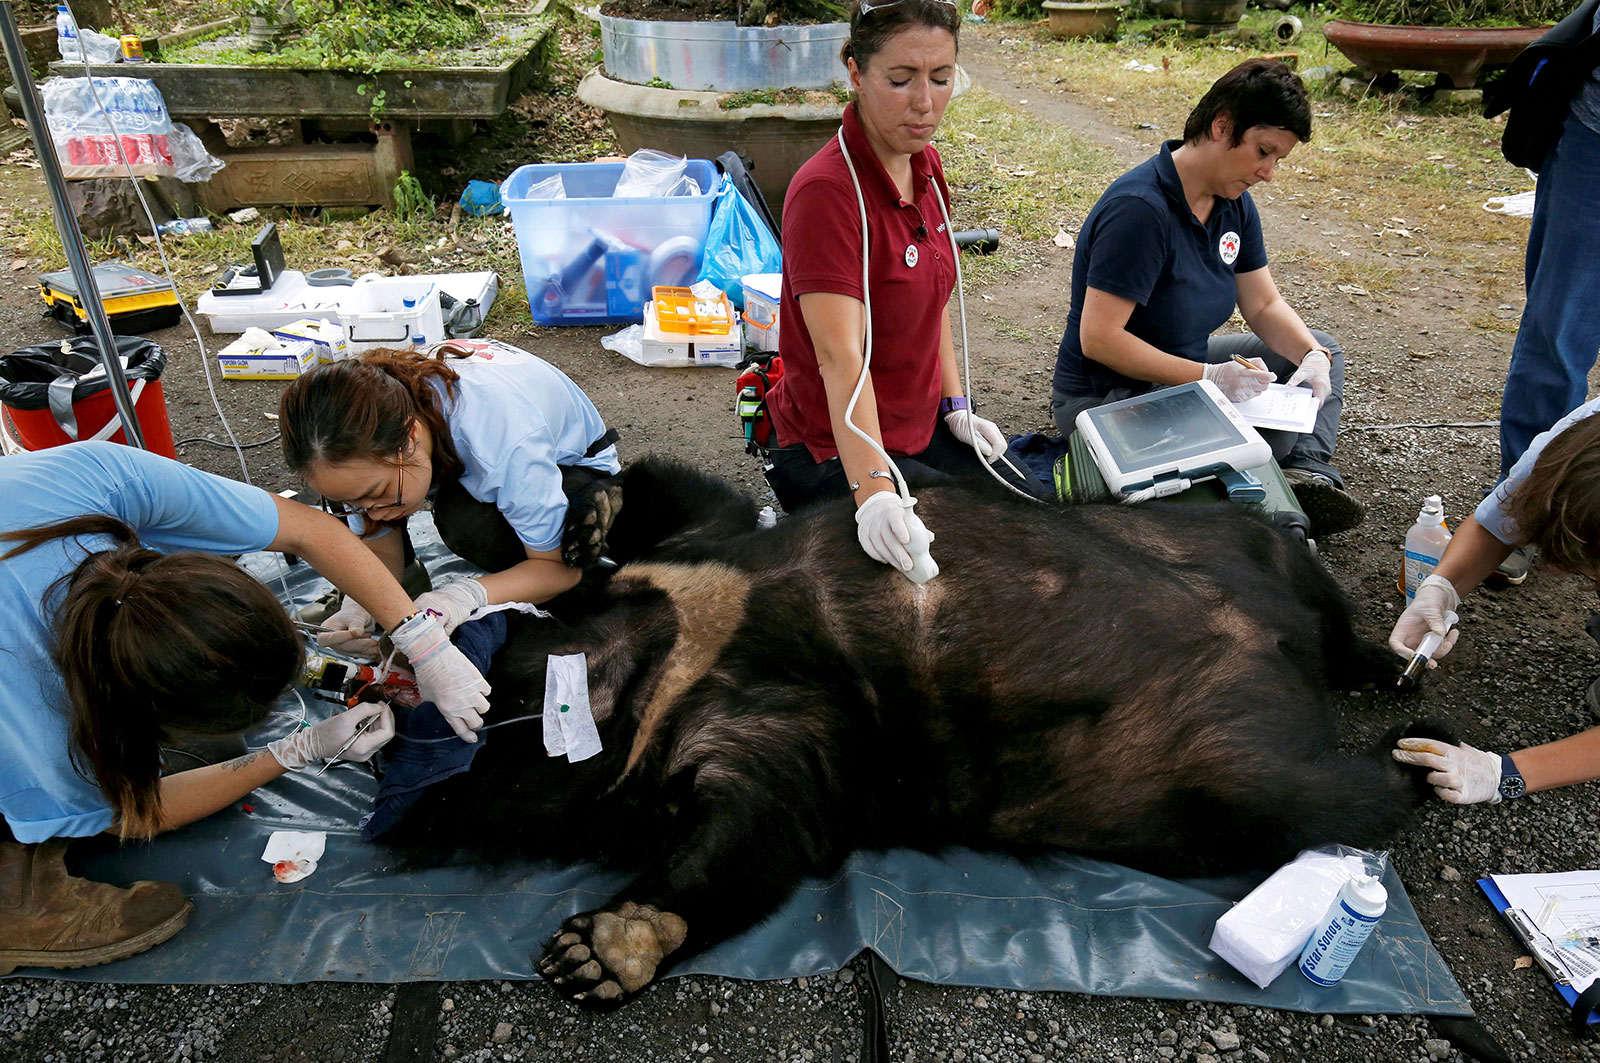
[0,336,177,457]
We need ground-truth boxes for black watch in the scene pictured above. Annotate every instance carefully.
[1499,754,1527,801]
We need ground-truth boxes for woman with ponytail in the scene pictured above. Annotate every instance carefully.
[0,439,489,975]
[277,338,620,654]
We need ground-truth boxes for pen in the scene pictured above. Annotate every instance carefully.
[312,712,381,777]
[1231,354,1265,371]
[1505,906,1573,986]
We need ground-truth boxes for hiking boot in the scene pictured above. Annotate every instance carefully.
[1486,544,1535,588]
[1283,469,1366,538]
[0,840,192,975]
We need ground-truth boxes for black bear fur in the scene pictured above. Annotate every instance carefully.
[380,456,1443,1006]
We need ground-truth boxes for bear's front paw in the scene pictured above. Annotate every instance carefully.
[535,901,687,1007]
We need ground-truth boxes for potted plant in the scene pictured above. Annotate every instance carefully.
[1323,0,1558,87]
[576,0,851,215]
[240,0,296,53]
[1041,0,1127,40]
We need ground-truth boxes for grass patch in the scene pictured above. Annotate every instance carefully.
[937,84,1120,240]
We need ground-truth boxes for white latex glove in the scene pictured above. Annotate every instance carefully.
[1391,737,1504,804]
[855,490,934,573]
[1388,574,1461,664]
[944,409,1007,463]
[411,577,489,637]
[390,610,492,743]
[1286,349,1333,401]
[316,595,380,660]
[1202,358,1273,402]
[267,702,395,772]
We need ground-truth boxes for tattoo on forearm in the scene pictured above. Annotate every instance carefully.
[224,751,267,772]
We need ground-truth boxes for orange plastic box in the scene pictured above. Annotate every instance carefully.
[651,286,734,335]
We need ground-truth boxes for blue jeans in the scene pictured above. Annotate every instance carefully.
[1050,328,1348,488]
[1500,110,1600,478]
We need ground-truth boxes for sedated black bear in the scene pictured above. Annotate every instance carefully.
[380,457,1438,1007]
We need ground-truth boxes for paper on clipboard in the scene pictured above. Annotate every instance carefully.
[1232,384,1321,434]
[1489,870,1600,994]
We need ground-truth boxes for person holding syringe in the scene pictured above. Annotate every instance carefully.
[1390,395,1600,804]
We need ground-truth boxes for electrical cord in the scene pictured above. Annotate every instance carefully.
[173,433,281,449]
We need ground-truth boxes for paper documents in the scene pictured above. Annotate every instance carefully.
[1489,870,1600,993]
[1232,384,1321,434]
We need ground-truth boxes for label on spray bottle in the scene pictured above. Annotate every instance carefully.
[1299,874,1388,986]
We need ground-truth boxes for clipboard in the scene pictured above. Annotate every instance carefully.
[1479,876,1600,1031]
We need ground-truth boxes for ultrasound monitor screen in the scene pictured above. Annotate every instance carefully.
[1089,387,1247,472]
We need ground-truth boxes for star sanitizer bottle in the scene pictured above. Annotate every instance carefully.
[1298,873,1388,986]
[1402,495,1451,602]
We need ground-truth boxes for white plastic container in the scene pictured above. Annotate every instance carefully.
[57,5,82,62]
[741,272,781,353]
[1403,495,1451,603]
[197,270,499,337]
[338,277,445,354]
[1298,873,1388,986]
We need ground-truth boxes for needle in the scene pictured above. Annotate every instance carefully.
[312,712,381,777]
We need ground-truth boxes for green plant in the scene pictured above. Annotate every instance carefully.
[1330,0,1563,24]
[646,75,674,89]
[392,170,434,219]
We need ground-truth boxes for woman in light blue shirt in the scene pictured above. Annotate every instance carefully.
[0,442,487,976]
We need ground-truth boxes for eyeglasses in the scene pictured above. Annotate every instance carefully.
[858,0,957,16]
[320,447,407,519]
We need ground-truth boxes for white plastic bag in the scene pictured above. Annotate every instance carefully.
[600,324,645,363]
[43,76,174,179]
[1209,844,1389,989]
[78,28,123,65]
[525,173,566,199]
[613,148,687,199]
[167,122,225,183]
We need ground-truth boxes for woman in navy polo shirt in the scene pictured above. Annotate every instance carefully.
[1049,59,1364,537]
[763,0,1048,574]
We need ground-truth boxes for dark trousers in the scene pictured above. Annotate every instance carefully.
[430,467,608,572]
[1500,112,1600,478]
[764,420,1053,513]
[1049,329,1348,488]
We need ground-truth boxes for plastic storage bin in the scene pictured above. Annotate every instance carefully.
[339,276,446,353]
[741,272,781,353]
[502,159,719,326]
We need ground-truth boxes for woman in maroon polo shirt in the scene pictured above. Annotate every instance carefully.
[762,0,1048,574]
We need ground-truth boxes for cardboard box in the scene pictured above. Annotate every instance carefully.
[271,318,349,364]
[217,337,318,380]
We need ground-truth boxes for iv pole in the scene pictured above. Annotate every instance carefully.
[0,0,147,450]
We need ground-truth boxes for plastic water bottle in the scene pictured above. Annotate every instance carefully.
[1402,495,1451,602]
[57,5,82,63]
[1299,874,1388,986]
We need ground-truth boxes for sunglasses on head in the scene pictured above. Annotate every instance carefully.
[858,0,958,16]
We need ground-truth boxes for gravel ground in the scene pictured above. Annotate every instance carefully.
[5,21,1600,1063]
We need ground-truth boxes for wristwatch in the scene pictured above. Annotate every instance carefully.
[938,396,970,415]
[1499,754,1527,801]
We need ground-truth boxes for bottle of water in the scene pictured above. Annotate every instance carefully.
[1299,874,1388,986]
[57,5,82,63]
[1403,495,1451,602]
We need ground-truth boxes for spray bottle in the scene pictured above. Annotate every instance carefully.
[1402,495,1451,603]
[1299,873,1388,986]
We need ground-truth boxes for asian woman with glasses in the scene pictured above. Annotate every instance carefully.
[278,339,620,656]
[0,439,498,975]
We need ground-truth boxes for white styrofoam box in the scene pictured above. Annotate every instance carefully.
[271,318,349,363]
[199,271,502,337]
[216,338,318,380]
[339,276,446,354]
[639,303,742,368]
[197,271,345,334]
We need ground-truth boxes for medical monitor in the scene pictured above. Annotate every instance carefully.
[1075,380,1273,497]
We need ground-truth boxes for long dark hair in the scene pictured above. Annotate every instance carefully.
[1505,413,1600,573]
[279,346,472,501]
[0,517,302,839]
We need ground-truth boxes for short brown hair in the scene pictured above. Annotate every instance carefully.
[1504,413,1600,573]
[840,0,960,72]
[1182,58,1311,146]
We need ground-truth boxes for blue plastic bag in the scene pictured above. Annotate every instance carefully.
[458,179,504,216]
[697,174,781,309]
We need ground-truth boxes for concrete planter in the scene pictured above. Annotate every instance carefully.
[1180,0,1245,34]
[1323,19,1546,88]
[1042,0,1125,40]
[599,15,849,92]
[578,68,842,218]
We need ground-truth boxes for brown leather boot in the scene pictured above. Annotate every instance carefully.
[0,840,193,975]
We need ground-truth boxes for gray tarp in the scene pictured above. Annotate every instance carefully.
[25,518,1471,1015]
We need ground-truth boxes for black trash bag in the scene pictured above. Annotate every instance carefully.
[0,336,165,440]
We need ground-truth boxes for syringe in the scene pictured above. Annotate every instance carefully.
[1396,610,1459,690]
